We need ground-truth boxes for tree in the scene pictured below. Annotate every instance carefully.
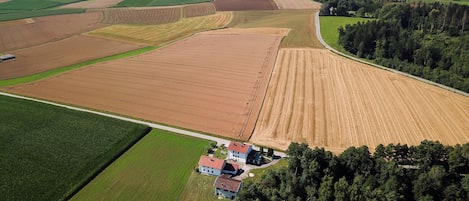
[267,148,274,157]
[318,175,334,201]
[334,177,350,201]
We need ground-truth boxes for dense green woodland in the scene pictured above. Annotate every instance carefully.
[336,3,469,92]
[237,141,469,201]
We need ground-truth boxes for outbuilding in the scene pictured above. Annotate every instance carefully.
[214,174,242,199]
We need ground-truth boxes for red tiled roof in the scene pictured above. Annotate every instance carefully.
[214,174,242,192]
[228,142,251,154]
[198,155,225,169]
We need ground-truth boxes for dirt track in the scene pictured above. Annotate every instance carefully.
[0,35,144,79]
[250,48,469,152]
[5,29,286,140]
[0,12,103,51]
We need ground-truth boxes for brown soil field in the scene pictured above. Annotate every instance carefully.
[183,3,216,17]
[0,35,144,80]
[60,0,123,8]
[102,7,181,24]
[213,0,278,11]
[251,48,469,152]
[273,0,321,9]
[0,12,103,51]
[5,29,287,140]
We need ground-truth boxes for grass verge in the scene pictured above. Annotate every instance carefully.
[0,94,150,201]
[71,129,212,201]
[0,46,156,87]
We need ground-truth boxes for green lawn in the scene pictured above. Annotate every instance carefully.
[319,16,371,50]
[0,94,150,201]
[115,0,211,7]
[230,10,323,48]
[244,158,288,183]
[178,172,219,201]
[71,129,212,201]
[0,46,156,86]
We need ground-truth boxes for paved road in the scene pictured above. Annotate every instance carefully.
[314,11,468,97]
[0,91,287,158]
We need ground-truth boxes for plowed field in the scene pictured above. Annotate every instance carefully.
[102,7,181,24]
[251,48,469,152]
[0,35,144,80]
[60,0,123,8]
[183,3,216,17]
[89,12,232,45]
[213,0,277,11]
[5,29,286,140]
[273,0,321,9]
[0,12,103,51]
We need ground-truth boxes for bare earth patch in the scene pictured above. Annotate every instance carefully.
[273,0,321,9]
[60,0,123,9]
[251,48,469,152]
[0,12,103,51]
[0,35,144,79]
[5,29,287,140]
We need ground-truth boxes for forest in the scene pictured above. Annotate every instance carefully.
[237,141,469,201]
[337,3,469,92]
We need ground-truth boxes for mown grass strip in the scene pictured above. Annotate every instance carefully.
[71,129,212,201]
[0,46,156,87]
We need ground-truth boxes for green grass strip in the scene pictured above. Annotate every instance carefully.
[0,9,85,22]
[0,46,156,87]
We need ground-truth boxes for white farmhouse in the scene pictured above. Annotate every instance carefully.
[198,155,226,176]
[227,141,252,163]
[214,174,242,199]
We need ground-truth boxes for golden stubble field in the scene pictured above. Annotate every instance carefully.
[251,48,469,152]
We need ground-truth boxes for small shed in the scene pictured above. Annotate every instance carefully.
[214,174,242,199]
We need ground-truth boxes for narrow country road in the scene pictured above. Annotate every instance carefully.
[0,91,287,157]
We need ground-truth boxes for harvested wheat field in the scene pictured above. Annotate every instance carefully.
[0,12,103,51]
[89,12,232,45]
[183,3,216,17]
[251,48,469,152]
[0,35,144,80]
[60,0,123,8]
[273,0,321,9]
[213,0,277,11]
[5,28,287,140]
[102,7,181,24]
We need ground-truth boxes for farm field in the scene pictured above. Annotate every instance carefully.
[178,172,220,201]
[213,0,277,11]
[89,12,232,45]
[5,28,286,140]
[0,35,145,80]
[251,48,469,152]
[60,0,123,8]
[273,0,321,9]
[230,10,323,48]
[319,16,372,50]
[115,0,211,7]
[102,7,181,25]
[0,94,150,201]
[71,129,211,201]
[183,3,216,17]
[0,12,103,51]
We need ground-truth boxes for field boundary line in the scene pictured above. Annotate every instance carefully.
[314,11,469,97]
[0,91,287,157]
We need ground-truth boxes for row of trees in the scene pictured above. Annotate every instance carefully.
[318,0,382,16]
[338,3,469,92]
[237,141,469,201]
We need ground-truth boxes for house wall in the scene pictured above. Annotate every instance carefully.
[199,166,222,176]
[215,188,237,199]
[228,146,252,163]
